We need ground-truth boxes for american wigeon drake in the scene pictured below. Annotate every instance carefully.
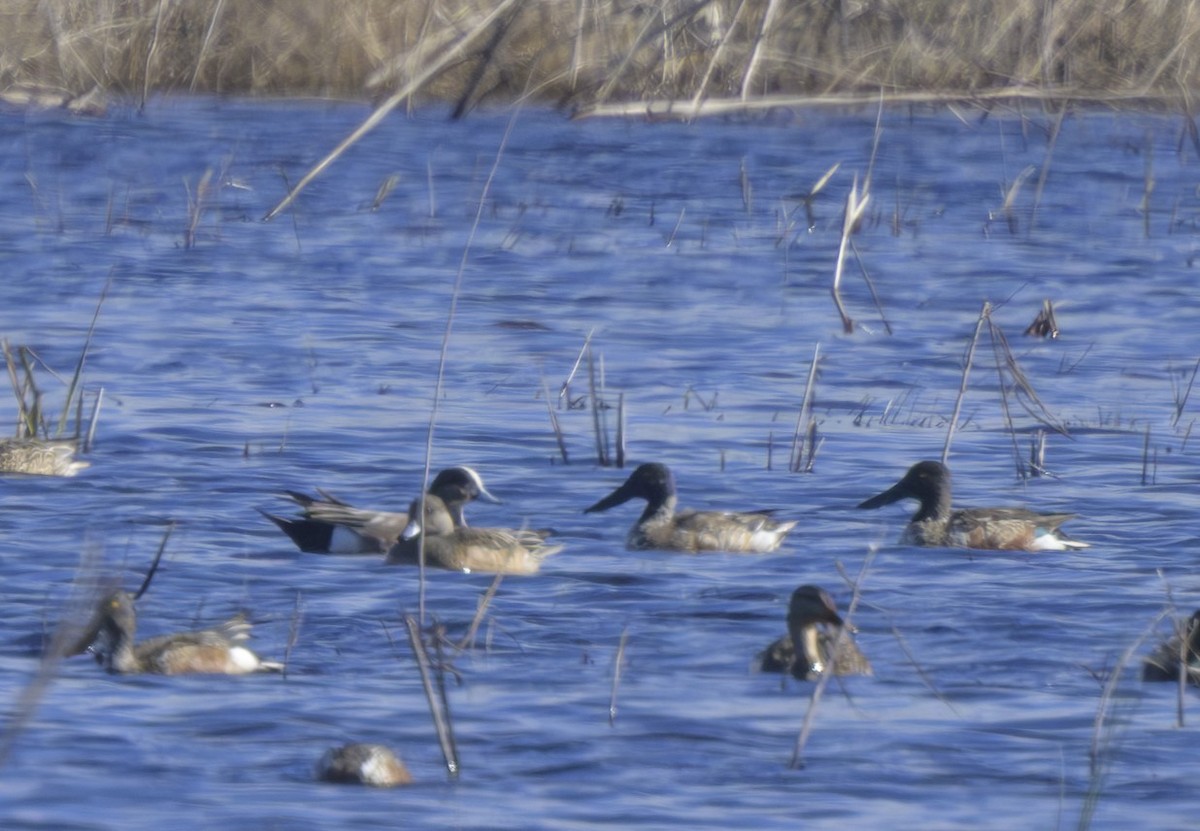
[0,437,88,476]
[1143,610,1200,683]
[261,465,499,554]
[388,493,561,575]
[70,590,283,676]
[584,462,796,553]
[857,460,1088,552]
[759,585,872,680]
[317,743,412,787]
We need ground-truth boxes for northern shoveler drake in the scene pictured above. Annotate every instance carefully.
[261,465,499,554]
[70,590,283,676]
[388,493,561,575]
[583,462,796,553]
[857,460,1089,552]
[1143,610,1200,684]
[317,743,412,787]
[0,438,88,476]
[758,585,872,680]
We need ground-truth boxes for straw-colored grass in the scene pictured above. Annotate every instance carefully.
[4,1,1200,112]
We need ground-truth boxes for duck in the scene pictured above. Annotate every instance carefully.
[388,493,561,575]
[70,590,283,676]
[857,460,1088,552]
[317,743,412,787]
[261,465,499,554]
[1143,610,1200,683]
[0,437,88,476]
[583,462,796,553]
[758,585,872,680]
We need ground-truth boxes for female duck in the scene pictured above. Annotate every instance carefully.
[72,590,283,676]
[584,462,795,553]
[857,460,1088,552]
[318,743,412,787]
[262,465,500,554]
[0,437,88,476]
[1143,610,1200,684]
[759,585,872,680]
[388,493,561,575]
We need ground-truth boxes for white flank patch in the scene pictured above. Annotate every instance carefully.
[227,646,260,672]
[329,526,367,553]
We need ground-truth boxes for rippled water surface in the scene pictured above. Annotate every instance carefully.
[2,98,1200,830]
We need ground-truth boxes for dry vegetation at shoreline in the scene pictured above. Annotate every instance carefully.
[2,0,1199,115]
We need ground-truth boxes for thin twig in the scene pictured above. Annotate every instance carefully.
[942,302,989,464]
[458,575,504,652]
[789,344,820,473]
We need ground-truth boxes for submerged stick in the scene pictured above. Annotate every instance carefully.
[405,615,460,778]
[942,303,989,464]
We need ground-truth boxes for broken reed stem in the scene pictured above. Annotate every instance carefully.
[1141,425,1152,486]
[264,0,522,221]
[417,107,519,623]
[849,239,892,334]
[988,321,1026,480]
[789,344,820,473]
[1030,103,1067,234]
[560,328,595,408]
[608,625,630,727]
[282,590,303,680]
[132,521,175,600]
[615,392,626,468]
[587,345,610,466]
[1080,611,1166,831]
[1171,356,1200,426]
[405,614,460,778]
[84,387,103,451]
[540,374,570,463]
[831,174,870,333]
[942,302,989,465]
[458,574,504,651]
[57,278,110,438]
[789,546,876,769]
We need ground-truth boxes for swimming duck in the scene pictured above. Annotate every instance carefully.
[758,585,872,680]
[388,493,561,575]
[317,743,412,787]
[0,437,88,476]
[261,465,499,554]
[857,460,1088,552]
[1143,610,1200,683]
[71,590,283,676]
[583,462,796,553]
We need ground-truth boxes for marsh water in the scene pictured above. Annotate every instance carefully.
[2,98,1200,830]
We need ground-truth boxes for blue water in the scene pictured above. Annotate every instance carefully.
[1,98,1199,830]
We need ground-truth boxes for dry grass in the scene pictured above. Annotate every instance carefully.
[4,1,1200,113]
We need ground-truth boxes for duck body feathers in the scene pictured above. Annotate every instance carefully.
[585,463,795,553]
[858,460,1088,552]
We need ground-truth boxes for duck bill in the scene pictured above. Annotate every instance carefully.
[857,481,908,510]
[584,482,635,514]
[475,482,502,505]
